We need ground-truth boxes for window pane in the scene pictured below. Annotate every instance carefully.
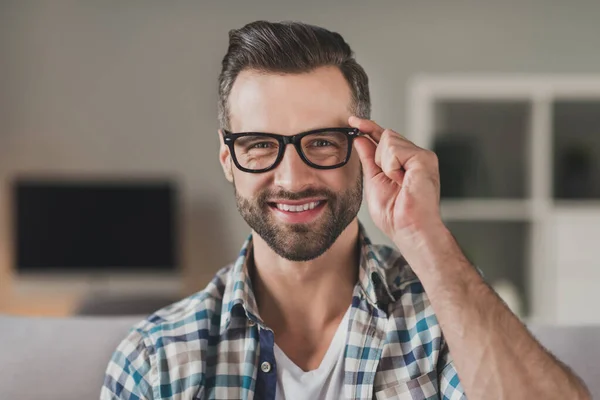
[433,101,530,199]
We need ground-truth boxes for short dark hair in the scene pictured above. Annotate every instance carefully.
[218,20,371,129]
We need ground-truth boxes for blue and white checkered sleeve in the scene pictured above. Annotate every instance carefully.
[438,342,467,400]
[439,361,467,400]
[100,328,155,400]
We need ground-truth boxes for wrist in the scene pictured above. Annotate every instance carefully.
[392,219,450,252]
[392,222,464,275]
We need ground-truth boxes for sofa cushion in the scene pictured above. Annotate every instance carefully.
[528,324,599,396]
[0,315,143,400]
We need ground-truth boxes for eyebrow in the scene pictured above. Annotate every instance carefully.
[233,124,352,135]
[233,134,277,144]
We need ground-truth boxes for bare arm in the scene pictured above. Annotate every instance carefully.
[394,224,591,400]
[349,115,590,399]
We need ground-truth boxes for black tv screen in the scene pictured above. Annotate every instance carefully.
[14,179,178,272]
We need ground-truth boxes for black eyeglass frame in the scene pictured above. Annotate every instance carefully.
[222,127,361,173]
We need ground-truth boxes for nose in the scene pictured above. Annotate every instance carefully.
[273,144,317,192]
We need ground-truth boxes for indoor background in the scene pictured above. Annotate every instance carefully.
[1,0,599,324]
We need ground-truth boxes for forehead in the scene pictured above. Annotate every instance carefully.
[228,66,353,134]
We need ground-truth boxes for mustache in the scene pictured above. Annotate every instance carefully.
[257,188,336,203]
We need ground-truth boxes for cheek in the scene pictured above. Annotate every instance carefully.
[323,162,362,192]
[233,170,272,197]
[346,152,363,181]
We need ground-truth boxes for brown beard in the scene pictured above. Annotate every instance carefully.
[234,176,363,261]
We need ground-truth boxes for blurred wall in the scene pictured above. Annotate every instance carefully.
[2,0,600,292]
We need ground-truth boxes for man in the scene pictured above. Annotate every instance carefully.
[102,21,590,399]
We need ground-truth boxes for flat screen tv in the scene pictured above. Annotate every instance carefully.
[13,178,178,272]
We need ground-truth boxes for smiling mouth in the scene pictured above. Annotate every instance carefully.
[266,199,327,223]
[270,200,323,212]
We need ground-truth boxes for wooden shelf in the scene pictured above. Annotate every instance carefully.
[440,199,533,221]
[0,293,82,317]
[553,200,600,212]
[0,273,183,317]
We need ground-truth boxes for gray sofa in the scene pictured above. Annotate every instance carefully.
[0,315,598,399]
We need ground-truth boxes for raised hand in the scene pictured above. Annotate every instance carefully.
[349,116,444,246]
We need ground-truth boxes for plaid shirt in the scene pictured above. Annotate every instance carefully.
[102,225,466,399]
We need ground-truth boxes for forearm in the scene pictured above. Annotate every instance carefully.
[394,225,590,399]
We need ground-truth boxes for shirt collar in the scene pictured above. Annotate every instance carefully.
[219,222,396,334]
[356,224,397,309]
[219,235,261,334]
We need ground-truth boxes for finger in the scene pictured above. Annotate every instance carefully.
[391,132,420,150]
[374,137,383,167]
[348,116,385,143]
[380,144,405,184]
[379,128,415,147]
[375,130,401,168]
[379,130,426,167]
[353,136,382,180]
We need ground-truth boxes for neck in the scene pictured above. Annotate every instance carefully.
[251,219,360,333]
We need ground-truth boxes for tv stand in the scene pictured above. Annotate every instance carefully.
[0,272,182,316]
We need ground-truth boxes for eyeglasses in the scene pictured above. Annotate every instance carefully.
[222,127,361,173]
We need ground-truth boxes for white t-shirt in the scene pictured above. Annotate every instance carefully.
[274,307,350,400]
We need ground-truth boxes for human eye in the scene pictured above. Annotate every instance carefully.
[235,135,279,153]
[250,141,277,149]
[310,139,334,147]
[304,132,345,149]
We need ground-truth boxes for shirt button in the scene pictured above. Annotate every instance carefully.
[260,361,272,373]
[248,320,256,327]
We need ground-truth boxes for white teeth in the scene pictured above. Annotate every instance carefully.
[276,201,320,212]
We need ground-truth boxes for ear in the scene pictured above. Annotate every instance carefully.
[218,129,234,183]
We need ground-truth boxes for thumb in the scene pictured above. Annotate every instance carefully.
[353,136,381,180]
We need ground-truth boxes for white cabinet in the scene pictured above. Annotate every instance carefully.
[408,75,600,324]
[553,209,600,324]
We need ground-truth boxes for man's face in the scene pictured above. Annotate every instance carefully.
[219,66,363,261]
